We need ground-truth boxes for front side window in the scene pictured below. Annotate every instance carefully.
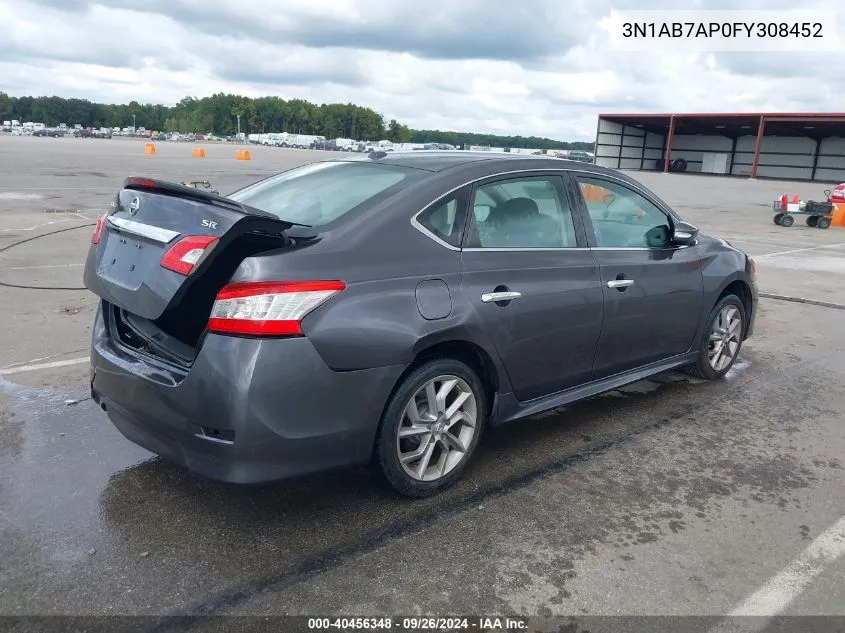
[229,162,425,227]
[574,176,672,248]
[467,176,578,248]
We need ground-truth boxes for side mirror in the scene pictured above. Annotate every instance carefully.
[672,220,698,246]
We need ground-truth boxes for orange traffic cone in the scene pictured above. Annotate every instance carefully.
[831,202,845,227]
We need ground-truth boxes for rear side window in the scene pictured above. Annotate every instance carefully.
[228,162,424,226]
[416,194,468,248]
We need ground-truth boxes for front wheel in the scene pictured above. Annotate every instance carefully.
[780,214,795,227]
[376,359,486,497]
[684,294,746,380]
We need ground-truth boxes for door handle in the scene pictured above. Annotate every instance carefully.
[481,291,522,303]
[607,279,635,289]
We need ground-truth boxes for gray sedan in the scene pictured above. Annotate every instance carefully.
[84,152,757,497]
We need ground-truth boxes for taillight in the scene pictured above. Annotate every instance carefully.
[207,280,346,336]
[125,177,158,189]
[91,214,107,244]
[160,235,218,275]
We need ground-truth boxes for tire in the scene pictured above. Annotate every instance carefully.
[773,213,784,225]
[780,214,795,227]
[817,217,831,229]
[684,294,746,381]
[376,358,486,497]
[807,215,819,227]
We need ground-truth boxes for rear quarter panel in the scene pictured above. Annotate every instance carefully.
[226,165,513,388]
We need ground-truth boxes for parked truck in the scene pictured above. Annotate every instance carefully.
[333,138,357,151]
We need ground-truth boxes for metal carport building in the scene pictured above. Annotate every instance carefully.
[594,113,845,182]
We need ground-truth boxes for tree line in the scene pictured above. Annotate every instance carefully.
[0,92,594,151]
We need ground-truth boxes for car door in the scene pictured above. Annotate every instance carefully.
[460,172,604,402]
[566,172,705,376]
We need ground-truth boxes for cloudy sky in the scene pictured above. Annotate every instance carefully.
[0,0,841,140]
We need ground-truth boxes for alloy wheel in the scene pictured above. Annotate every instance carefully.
[708,305,742,372]
[396,375,478,482]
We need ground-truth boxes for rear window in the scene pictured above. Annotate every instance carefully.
[228,161,424,226]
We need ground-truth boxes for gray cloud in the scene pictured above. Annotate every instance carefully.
[277,1,579,61]
[714,52,834,79]
[21,0,90,8]
[26,0,587,61]
[211,50,368,87]
[0,42,191,73]
[0,1,193,72]
[17,0,840,72]
[0,35,138,69]
[4,0,845,141]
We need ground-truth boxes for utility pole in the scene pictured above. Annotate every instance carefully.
[132,114,136,131]
[237,114,241,137]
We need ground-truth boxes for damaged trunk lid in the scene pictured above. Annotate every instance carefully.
[83,177,293,322]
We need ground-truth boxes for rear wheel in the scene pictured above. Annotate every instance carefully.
[817,217,831,229]
[773,213,784,225]
[780,214,795,227]
[685,294,745,380]
[376,359,485,497]
[807,215,819,227]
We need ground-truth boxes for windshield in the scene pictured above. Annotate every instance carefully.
[228,161,425,226]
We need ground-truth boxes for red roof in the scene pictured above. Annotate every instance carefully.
[599,112,845,119]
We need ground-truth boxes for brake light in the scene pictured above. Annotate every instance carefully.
[125,177,158,189]
[91,214,107,244]
[207,280,346,336]
[160,235,218,275]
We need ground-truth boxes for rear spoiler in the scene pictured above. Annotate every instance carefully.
[122,177,288,224]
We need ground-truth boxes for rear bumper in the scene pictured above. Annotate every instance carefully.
[90,304,406,484]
